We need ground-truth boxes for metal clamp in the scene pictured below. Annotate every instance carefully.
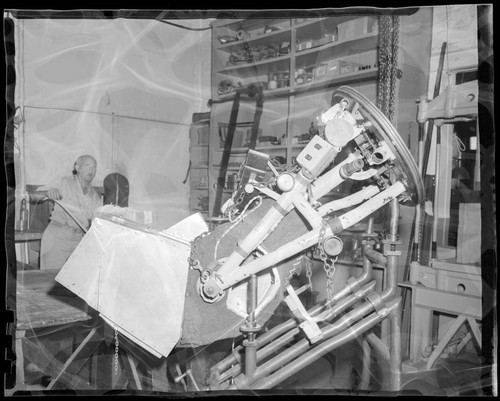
[366,292,390,319]
[284,285,323,344]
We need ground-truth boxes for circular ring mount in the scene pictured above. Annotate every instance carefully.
[332,86,424,206]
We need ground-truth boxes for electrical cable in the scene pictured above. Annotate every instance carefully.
[42,197,88,234]
[157,19,211,31]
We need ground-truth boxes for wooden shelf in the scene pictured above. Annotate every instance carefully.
[207,15,380,218]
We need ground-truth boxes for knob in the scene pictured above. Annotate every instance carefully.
[277,173,295,192]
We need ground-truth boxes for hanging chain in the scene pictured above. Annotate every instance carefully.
[317,219,337,303]
[286,254,304,285]
[389,15,400,124]
[377,15,400,124]
[187,231,208,274]
[285,252,314,291]
[304,255,313,289]
[114,326,119,376]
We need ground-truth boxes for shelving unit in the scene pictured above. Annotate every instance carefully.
[188,115,211,218]
[202,15,381,218]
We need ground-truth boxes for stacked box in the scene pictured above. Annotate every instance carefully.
[337,17,378,41]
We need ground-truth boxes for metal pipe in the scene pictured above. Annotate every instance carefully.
[215,281,377,386]
[389,197,400,242]
[219,183,404,291]
[367,216,374,234]
[311,153,357,199]
[229,287,385,389]
[337,182,405,230]
[250,298,401,389]
[365,332,390,362]
[364,249,388,266]
[388,304,402,391]
[359,337,372,390]
[212,220,380,380]
[317,185,380,215]
[385,198,402,391]
[243,274,259,380]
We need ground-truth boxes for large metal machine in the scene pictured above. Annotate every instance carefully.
[56,86,424,391]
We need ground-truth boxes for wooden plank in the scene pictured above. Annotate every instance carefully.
[16,270,92,330]
[46,326,102,390]
[23,337,94,390]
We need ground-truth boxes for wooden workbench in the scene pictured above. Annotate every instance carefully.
[16,269,92,330]
[7,269,99,394]
[7,269,173,394]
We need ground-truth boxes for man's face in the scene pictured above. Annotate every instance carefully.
[78,158,97,182]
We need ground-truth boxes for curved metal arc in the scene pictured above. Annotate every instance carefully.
[334,86,424,206]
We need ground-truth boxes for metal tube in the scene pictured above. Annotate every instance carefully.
[220,229,320,291]
[311,153,357,199]
[220,183,404,291]
[389,198,400,241]
[359,337,372,390]
[365,332,390,362]
[317,185,380,215]
[386,199,402,391]
[364,249,388,266]
[229,288,383,389]
[366,216,374,234]
[250,298,401,390]
[388,304,402,391]
[243,274,258,380]
[338,182,405,230]
[216,281,377,386]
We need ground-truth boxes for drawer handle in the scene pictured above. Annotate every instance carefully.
[456,283,466,293]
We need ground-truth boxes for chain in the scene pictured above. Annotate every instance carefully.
[317,218,337,303]
[286,254,304,286]
[284,252,314,292]
[377,15,400,124]
[114,326,119,376]
[187,232,208,274]
[389,15,400,124]
[304,256,313,289]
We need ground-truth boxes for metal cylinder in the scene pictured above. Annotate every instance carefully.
[250,298,400,389]
[389,198,400,241]
[218,281,376,388]
[359,337,372,390]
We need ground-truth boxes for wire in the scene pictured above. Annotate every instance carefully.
[452,132,466,160]
[157,19,212,31]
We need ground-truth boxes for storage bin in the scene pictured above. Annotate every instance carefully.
[337,17,378,41]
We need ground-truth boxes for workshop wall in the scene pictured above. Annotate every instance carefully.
[13,16,212,228]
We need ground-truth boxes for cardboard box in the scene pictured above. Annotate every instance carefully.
[326,59,341,76]
[313,63,328,80]
[337,17,378,41]
[456,203,481,264]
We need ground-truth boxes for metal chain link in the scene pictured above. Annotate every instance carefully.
[286,254,304,286]
[187,231,208,274]
[377,15,400,123]
[114,327,119,376]
[285,252,314,291]
[304,256,313,289]
[318,218,337,303]
[389,15,400,124]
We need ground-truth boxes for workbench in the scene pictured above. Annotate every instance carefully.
[6,269,96,394]
[14,230,43,268]
[6,269,175,394]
